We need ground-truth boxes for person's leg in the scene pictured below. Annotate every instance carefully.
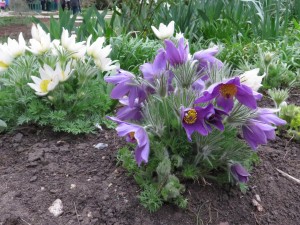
[72,6,79,15]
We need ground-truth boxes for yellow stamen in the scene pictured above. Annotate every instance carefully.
[219,84,237,99]
[183,109,197,124]
[129,132,135,141]
[40,80,51,93]
[0,61,9,68]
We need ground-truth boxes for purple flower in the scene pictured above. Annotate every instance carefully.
[107,116,150,166]
[105,70,147,107]
[194,77,262,112]
[116,97,143,121]
[180,104,225,141]
[165,38,189,66]
[193,46,223,72]
[140,51,167,82]
[204,104,227,131]
[230,163,250,183]
[242,108,286,150]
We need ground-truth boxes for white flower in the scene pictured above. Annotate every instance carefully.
[151,21,175,40]
[7,33,26,58]
[174,32,184,40]
[50,39,63,56]
[86,35,109,59]
[240,68,265,91]
[55,62,72,82]
[61,28,86,59]
[95,56,116,72]
[28,64,59,96]
[162,2,170,9]
[28,24,51,55]
[0,44,14,72]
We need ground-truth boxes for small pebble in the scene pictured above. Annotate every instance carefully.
[48,199,63,217]
[93,143,108,150]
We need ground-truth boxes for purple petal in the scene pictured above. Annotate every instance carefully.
[236,85,257,109]
[216,95,234,112]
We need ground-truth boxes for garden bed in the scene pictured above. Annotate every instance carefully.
[0,90,299,225]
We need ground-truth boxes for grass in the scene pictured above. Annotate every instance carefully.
[0,16,32,27]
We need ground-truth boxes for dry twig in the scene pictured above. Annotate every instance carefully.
[276,168,300,185]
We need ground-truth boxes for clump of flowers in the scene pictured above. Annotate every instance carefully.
[0,24,116,134]
[106,36,286,211]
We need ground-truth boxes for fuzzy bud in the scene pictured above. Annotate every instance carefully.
[264,52,274,66]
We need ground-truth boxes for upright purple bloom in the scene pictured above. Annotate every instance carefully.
[107,117,150,166]
[116,97,143,121]
[140,51,167,82]
[180,104,225,141]
[165,38,189,66]
[105,70,147,107]
[194,77,262,112]
[193,46,223,72]
[230,163,250,183]
[242,108,286,150]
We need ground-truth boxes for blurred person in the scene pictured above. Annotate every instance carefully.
[66,0,70,10]
[54,0,58,10]
[70,0,80,14]
[41,0,46,10]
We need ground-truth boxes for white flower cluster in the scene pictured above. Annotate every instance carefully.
[0,24,116,96]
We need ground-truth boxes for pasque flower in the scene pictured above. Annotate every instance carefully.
[140,51,167,83]
[116,97,143,121]
[94,56,116,72]
[180,104,226,141]
[193,46,223,72]
[28,24,51,55]
[194,77,262,112]
[107,116,150,166]
[151,21,175,40]
[86,35,112,60]
[165,37,189,66]
[55,61,72,82]
[28,64,59,96]
[6,33,26,58]
[61,28,86,59]
[0,44,14,72]
[105,70,147,107]
[230,163,250,183]
[240,68,265,92]
[242,108,286,150]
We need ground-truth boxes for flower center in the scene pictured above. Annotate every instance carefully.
[0,61,9,68]
[129,132,135,141]
[219,84,237,99]
[183,109,197,124]
[40,80,51,93]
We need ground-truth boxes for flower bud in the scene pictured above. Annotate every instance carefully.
[264,52,274,66]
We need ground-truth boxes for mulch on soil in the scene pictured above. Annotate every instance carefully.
[0,89,299,225]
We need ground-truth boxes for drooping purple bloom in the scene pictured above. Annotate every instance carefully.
[165,37,189,66]
[116,97,143,121]
[140,51,167,82]
[204,104,227,131]
[194,77,262,112]
[107,116,150,166]
[105,70,147,107]
[193,46,223,72]
[180,104,225,141]
[242,108,286,150]
[230,163,250,183]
